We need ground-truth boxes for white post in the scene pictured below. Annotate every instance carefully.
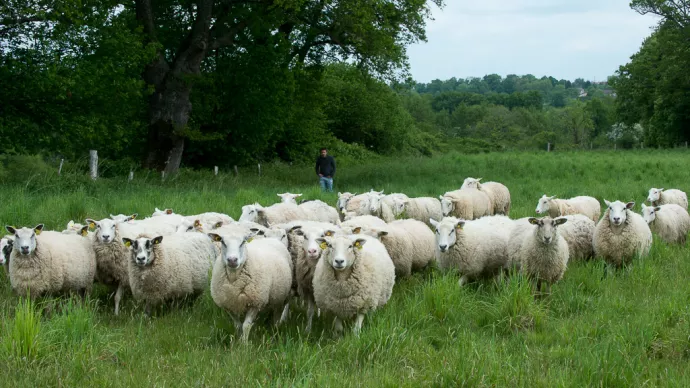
[234,165,238,176]
[258,163,261,176]
[547,143,551,152]
[89,150,98,180]
[686,141,688,149]
[58,159,64,176]
[214,166,218,176]
[129,170,134,181]
[161,171,166,181]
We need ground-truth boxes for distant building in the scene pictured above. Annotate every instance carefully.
[578,88,588,98]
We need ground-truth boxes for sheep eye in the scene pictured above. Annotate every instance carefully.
[448,231,453,236]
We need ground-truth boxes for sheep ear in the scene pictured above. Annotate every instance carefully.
[296,194,302,197]
[207,233,222,242]
[288,225,302,232]
[604,200,611,207]
[528,217,539,225]
[337,192,342,196]
[549,195,557,200]
[352,227,361,234]
[324,229,336,237]
[34,224,44,235]
[377,231,388,238]
[654,206,661,212]
[439,195,444,201]
[194,219,201,227]
[68,220,75,228]
[641,204,647,209]
[249,228,265,236]
[554,217,567,226]
[456,221,465,229]
[354,238,366,249]
[85,218,97,229]
[659,188,664,192]
[122,238,133,247]
[625,201,635,210]
[316,237,328,249]
[5,226,16,235]
[129,213,138,220]
[165,209,173,214]
[477,178,482,181]
[429,218,439,228]
[214,221,223,229]
[80,226,89,236]
[152,236,163,245]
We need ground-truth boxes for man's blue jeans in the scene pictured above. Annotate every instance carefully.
[319,176,333,192]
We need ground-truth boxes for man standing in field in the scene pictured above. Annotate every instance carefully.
[315,147,336,192]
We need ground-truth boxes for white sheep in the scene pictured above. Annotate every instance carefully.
[641,203,690,244]
[461,178,511,215]
[207,232,292,343]
[336,192,356,218]
[535,194,601,222]
[358,219,436,278]
[369,192,409,218]
[429,217,509,286]
[123,233,216,316]
[313,234,395,336]
[508,217,569,294]
[110,213,138,223]
[556,214,596,261]
[344,190,382,216]
[152,207,175,217]
[277,192,303,204]
[647,188,688,209]
[593,200,653,268]
[339,215,388,235]
[385,197,443,226]
[5,224,96,298]
[62,220,87,235]
[440,188,492,219]
[239,202,307,227]
[298,200,340,223]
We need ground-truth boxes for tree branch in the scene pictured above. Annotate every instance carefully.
[209,20,248,50]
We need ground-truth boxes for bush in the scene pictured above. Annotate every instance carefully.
[0,154,55,184]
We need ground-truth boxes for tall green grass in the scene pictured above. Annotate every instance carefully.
[0,150,689,386]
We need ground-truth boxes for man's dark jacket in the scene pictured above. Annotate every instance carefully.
[315,155,336,177]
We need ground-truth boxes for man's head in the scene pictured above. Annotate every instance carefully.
[320,148,327,157]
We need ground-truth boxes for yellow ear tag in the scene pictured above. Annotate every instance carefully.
[194,220,201,227]
[35,230,42,235]
[246,237,254,243]
[319,242,328,249]
[89,222,96,228]
[354,241,362,249]
[81,229,88,237]
[131,214,137,219]
[325,231,333,237]
[166,209,173,214]
[215,222,222,228]
[124,240,131,247]
[212,235,222,242]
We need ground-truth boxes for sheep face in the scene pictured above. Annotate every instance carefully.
[440,196,454,217]
[152,207,174,216]
[176,219,195,233]
[208,234,252,269]
[277,193,302,204]
[122,236,163,266]
[239,204,261,223]
[110,213,137,223]
[647,188,664,204]
[1,236,13,265]
[368,192,385,214]
[461,177,481,189]
[294,226,334,260]
[316,236,366,271]
[429,218,464,253]
[5,225,43,256]
[63,220,85,234]
[391,198,407,217]
[264,227,288,247]
[528,217,567,244]
[640,204,661,224]
[336,192,354,213]
[604,200,635,226]
[535,195,556,214]
[86,218,119,244]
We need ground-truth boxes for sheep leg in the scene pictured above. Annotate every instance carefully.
[306,296,315,333]
[333,317,344,336]
[458,275,469,287]
[114,283,124,316]
[229,313,242,334]
[279,303,290,325]
[144,302,152,317]
[241,308,258,343]
[353,314,365,336]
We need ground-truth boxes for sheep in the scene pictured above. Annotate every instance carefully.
[508,217,569,294]
[343,190,382,216]
[593,200,653,268]
[110,213,138,223]
[641,203,690,244]
[440,188,492,219]
[556,214,596,261]
[357,219,436,278]
[339,215,387,235]
[369,192,409,218]
[535,194,601,222]
[298,200,340,223]
[386,197,443,226]
[62,220,86,235]
[429,217,510,286]
[1,235,14,274]
[5,224,96,298]
[336,192,356,219]
[312,234,395,336]
[207,232,292,343]
[239,202,307,227]
[152,207,175,217]
[277,193,303,204]
[647,188,688,209]
[123,233,216,316]
[461,178,511,215]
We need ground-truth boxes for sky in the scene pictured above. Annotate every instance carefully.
[407,0,662,83]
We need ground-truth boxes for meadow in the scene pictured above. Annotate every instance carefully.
[1,150,690,387]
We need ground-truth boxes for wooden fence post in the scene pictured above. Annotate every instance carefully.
[58,159,64,176]
[129,170,134,181]
[258,163,261,176]
[547,143,551,152]
[234,165,238,176]
[214,166,219,176]
[89,150,98,180]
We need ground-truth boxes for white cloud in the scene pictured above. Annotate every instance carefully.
[407,0,661,82]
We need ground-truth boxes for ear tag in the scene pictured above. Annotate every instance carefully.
[213,235,222,242]
[35,229,42,235]
[124,240,131,247]
[354,241,363,250]
[319,242,328,249]
[325,231,333,237]
[215,222,222,228]
[246,237,254,243]
[194,220,201,227]
[81,229,88,237]
[166,209,173,214]
[89,222,96,228]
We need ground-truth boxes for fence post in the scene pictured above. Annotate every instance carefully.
[89,150,98,180]
[58,159,64,176]
[161,171,166,181]
[258,163,261,177]
[686,141,688,149]
[214,166,219,176]
[234,165,238,176]
[129,170,134,181]
[547,143,551,152]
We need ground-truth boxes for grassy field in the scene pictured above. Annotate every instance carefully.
[1,150,690,386]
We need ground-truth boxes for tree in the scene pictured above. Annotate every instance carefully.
[631,0,690,31]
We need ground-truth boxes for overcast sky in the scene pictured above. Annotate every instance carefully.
[407,1,661,83]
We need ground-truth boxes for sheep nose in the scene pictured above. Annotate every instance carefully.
[535,209,541,214]
[226,256,238,266]
[136,256,146,263]
[439,244,447,252]
[308,248,318,255]
[20,246,29,253]
[613,217,620,223]
[334,259,344,267]
[102,235,110,241]
[544,237,551,243]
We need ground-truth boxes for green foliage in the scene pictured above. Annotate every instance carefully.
[2,296,42,360]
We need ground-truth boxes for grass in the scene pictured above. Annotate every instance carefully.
[1,149,690,386]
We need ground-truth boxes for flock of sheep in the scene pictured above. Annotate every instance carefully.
[1,180,689,341]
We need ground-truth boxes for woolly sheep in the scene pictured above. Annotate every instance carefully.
[239,202,307,227]
[123,233,216,316]
[277,192,303,204]
[556,214,596,261]
[508,217,569,294]
[298,200,340,223]
[429,216,509,286]
[152,207,175,217]
[110,213,138,223]
[62,220,87,235]
[461,178,511,215]
[344,190,382,216]
[336,192,356,218]
[440,188,492,219]
[593,200,652,268]
[339,215,388,235]
[313,234,395,336]
[641,203,690,244]
[535,194,600,222]
[369,192,409,218]
[207,232,292,343]
[647,188,688,209]
[386,197,443,226]
[358,219,436,278]
[5,224,96,298]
